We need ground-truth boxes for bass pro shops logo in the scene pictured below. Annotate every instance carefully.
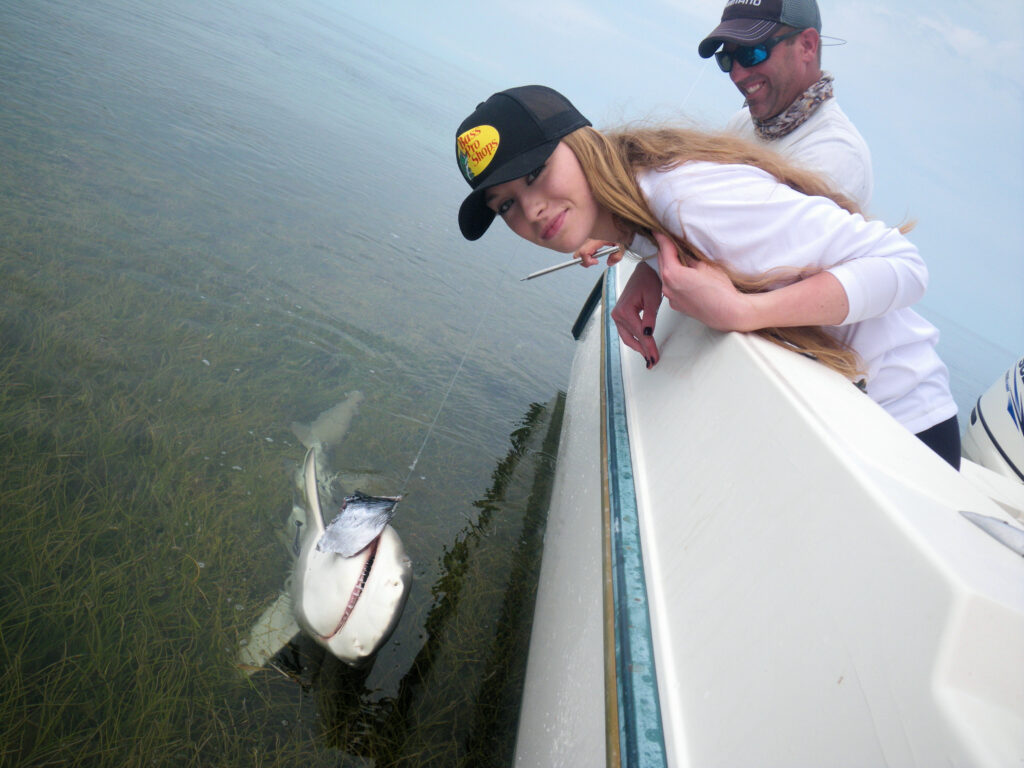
[457,125,500,183]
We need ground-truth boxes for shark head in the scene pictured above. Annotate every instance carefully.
[291,448,413,666]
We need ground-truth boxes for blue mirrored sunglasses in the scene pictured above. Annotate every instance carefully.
[714,29,803,72]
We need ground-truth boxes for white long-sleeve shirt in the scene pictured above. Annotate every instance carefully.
[725,98,874,210]
[628,161,956,434]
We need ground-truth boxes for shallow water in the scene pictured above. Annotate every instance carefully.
[0,1,593,764]
[1,1,1015,765]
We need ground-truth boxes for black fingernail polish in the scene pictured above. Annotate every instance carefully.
[646,357,652,369]
[643,327,653,336]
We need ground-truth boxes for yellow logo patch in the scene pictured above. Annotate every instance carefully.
[457,125,500,182]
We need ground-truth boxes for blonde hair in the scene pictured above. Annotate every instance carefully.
[562,125,871,379]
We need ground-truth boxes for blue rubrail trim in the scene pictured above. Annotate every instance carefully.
[602,268,668,767]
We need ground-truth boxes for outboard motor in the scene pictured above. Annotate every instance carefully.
[962,356,1024,483]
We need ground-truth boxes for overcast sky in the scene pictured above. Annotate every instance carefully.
[351,0,1022,358]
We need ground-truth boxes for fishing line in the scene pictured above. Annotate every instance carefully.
[396,247,513,498]
[680,55,711,113]
[397,308,487,495]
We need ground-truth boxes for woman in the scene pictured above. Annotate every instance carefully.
[454,85,960,468]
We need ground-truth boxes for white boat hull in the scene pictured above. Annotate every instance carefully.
[515,261,1024,767]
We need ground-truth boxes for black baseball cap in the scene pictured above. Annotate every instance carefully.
[698,0,821,58]
[455,85,590,241]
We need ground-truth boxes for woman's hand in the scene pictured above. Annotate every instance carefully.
[611,261,662,368]
[655,232,850,331]
[576,239,626,267]
[655,232,754,332]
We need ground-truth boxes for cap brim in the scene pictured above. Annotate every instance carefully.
[457,139,559,240]
[698,19,780,57]
[459,190,494,242]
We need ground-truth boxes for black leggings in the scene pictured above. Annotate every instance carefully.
[915,415,961,470]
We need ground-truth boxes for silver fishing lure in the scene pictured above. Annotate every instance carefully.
[317,491,402,558]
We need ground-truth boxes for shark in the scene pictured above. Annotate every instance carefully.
[239,392,413,672]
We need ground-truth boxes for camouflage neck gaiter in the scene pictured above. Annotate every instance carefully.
[753,72,835,141]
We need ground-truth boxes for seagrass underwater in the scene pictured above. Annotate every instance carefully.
[0,0,1017,765]
[0,1,576,765]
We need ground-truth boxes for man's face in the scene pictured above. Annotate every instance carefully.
[724,29,817,120]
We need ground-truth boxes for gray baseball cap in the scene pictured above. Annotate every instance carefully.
[698,0,821,58]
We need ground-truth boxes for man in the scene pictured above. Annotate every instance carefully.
[698,0,873,208]
[584,0,871,279]
[574,0,876,374]
[591,0,876,369]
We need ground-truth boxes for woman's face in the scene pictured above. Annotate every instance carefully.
[484,142,613,253]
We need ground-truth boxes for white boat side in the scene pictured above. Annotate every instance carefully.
[515,279,608,768]
[515,259,1024,767]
